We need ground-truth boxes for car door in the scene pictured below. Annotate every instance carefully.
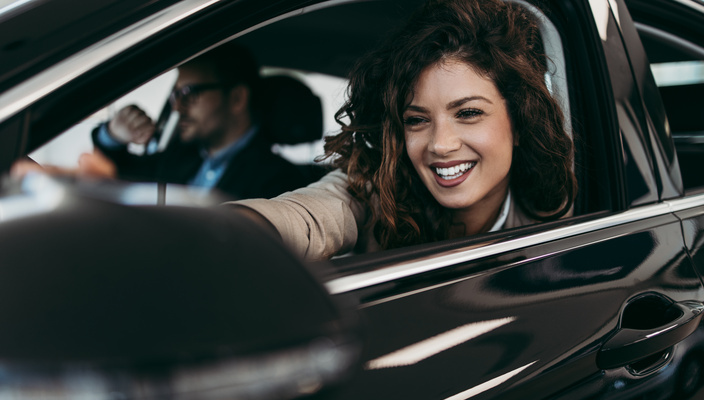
[626,1,704,396]
[317,0,704,399]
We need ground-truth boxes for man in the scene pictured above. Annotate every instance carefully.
[91,42,310,200]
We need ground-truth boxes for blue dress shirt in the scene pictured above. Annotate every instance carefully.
[188,126,258,188]
[96,123,259,189]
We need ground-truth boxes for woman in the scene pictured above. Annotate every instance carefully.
[233,0,576,260]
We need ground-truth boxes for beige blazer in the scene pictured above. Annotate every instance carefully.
[231,170,535,261]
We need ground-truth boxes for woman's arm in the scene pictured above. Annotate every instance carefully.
[226,170,367,261]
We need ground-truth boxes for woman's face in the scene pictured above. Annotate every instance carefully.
[403,59,514,224]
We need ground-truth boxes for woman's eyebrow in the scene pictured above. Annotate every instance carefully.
[447,96,492,110]
[405,104,428,113]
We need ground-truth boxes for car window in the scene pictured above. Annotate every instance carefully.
[20,0,615,260]
[29,71,177,167]
[29,67,346,169]
[635,23,704,192]
[325,0,620,263]
[11,0,427,208]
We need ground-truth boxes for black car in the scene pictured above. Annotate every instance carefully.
[1,0,704,399]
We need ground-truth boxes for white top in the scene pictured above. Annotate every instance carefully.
[488,190,511,232]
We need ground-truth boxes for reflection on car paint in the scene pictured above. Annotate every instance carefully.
[366,317,515,369]
[443,361,537,400]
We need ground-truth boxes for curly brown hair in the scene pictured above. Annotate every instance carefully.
[323,0,576,249]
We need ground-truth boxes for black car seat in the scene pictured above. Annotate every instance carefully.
[259,75,329,183]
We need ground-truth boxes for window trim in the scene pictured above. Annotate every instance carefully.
[324,193,704,295]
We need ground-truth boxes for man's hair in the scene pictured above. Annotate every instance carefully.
[323,0,577,249]
[184,42,261,113]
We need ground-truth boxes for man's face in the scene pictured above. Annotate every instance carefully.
[171,63,231,145]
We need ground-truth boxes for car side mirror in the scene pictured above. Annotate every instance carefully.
[0,174,361,399]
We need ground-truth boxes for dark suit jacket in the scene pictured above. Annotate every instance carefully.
[92,126,313,200]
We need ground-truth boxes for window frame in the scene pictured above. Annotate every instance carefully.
[633,21,704,194]
[325,0,626,283]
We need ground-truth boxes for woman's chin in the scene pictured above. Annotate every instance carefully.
[432,195,477,211]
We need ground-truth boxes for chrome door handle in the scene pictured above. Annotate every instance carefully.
[597,300,704,370]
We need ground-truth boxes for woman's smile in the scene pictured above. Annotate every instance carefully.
[431,161,476,186]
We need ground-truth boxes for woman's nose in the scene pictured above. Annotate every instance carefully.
[428,121,461,156]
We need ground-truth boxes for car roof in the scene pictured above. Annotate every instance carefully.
[0,0,424,97]
[0,0,180,95]
[237,0,426,78]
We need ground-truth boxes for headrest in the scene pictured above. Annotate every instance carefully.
[259,75,324,144]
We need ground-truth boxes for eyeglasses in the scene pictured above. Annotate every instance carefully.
[169,83,232,107]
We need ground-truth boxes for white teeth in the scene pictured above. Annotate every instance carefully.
[434,162,475,180]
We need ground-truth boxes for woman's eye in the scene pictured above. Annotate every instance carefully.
[456,108,483,119]
[403,116,427,126]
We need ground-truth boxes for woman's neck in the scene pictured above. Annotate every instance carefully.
[449,187,509,237]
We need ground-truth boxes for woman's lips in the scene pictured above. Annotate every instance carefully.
[430,161,476,187]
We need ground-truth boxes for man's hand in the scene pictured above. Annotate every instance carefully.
[78,150,117,179]
[10,150,117,180]
[108,105,156,145]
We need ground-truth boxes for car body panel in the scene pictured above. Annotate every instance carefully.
[610,0,684,201]
[676,204,704,282]
[328,208,703,399]
[591,0,659,207]
[323,0,704,397]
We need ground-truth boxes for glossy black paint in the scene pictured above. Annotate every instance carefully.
[555,0,623,215]
[677,206,704,283]
[328,213,703,399]
[611,0,683,201]
[597,0,660,207]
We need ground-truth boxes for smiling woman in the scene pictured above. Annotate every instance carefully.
[232,0,577,260]
[403,59,516,236]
